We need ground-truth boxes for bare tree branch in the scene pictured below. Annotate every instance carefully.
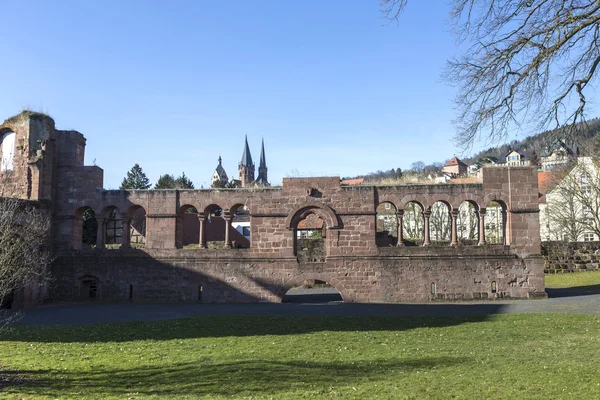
[381,0,600,149]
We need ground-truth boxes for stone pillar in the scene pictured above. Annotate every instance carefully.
[451,210,459,246]
[501,209,507,245]
[198,213,207,248]
[423,210,431,246]
[224,211,233,249]
[96,218,105,249]
[478,208,487,246]
[121,214,131,249]
[396,210,404,246]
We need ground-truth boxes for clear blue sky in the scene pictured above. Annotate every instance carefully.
[0,1,512,188]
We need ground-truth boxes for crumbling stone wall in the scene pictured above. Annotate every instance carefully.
[2,112,546,306]
[542,241,600,273]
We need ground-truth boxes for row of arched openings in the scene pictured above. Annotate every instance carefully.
[77,204,250,249]
[376,200,506,246]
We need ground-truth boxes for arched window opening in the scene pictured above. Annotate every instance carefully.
[81,207,97,248]
[295,213,326,262]
[0,130,15,172]
[376,202,398,247]
[205,204,225,249]
[231,205,251,248]
[457,201,479,245]
[282,279,342,303]
[105,209,123,248]
[129,206,147,248]
[403,202,424,246]
[430,201,451,244]
[79,277,98,300]
[180,205,199,249]
[485,201,505,244]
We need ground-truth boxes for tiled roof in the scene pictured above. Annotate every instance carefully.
[444,156,467,167]
[538,171,555,203]
[340,178,364,185]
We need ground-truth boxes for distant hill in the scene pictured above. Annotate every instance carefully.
[348,118,600,182]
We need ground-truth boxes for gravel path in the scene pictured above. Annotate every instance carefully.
[9,287,600,326]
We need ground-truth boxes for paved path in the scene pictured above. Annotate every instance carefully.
[9,288,600,326]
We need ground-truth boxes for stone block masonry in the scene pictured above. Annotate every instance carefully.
[0,112,546,306]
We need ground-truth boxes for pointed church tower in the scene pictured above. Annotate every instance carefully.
[256,137,269,186]
[238,135,255,187]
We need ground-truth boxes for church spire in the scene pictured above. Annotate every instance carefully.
[240,134,253,167]
[259,137,266,169]
[256,136,269,186]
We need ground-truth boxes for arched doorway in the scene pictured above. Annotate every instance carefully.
[282,279,343,303]
[295,213,326,262]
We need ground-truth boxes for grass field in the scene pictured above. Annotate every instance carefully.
[1,314,600,399]
[545,269,600,289]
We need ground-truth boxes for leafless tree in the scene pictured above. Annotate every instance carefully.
[0,177,51,325]
[381,0,600,149]
[546,158,600,240]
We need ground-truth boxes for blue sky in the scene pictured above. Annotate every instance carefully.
[1,1,512,188]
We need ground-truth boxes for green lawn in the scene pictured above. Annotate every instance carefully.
[545,269,600,289]
[1,314,599,399]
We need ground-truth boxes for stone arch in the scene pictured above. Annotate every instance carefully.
[99,206,123,246]
[456,200,479,244]
[430,200,452,243]
[230,203,251,247]
[402,200,425,245]
[74,206,98,249]
[398,194,427,211]
[451,192,483,211]
[178,204,200,248]
[202,203,226,248]
[376,201,398,247]
[275,273,350,303]
[126,204,147,248]
[484,199,508,245]
[376,193,402,211]
[285,201,340,230]
[77,275,99,300]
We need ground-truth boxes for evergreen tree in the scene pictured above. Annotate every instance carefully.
[175,172,195,189]
[155,174,176,189]
[120,164,151,189]
[155,172,195,189]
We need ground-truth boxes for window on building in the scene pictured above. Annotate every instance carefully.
[0,131,15,171]
[584,233,595,242]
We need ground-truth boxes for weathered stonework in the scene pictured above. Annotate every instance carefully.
[542,241,600,273]
[1,112,546,307]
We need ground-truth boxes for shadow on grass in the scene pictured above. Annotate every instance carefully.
[546,284,600,298]
[0,315,498,343]
[2,356,468,398]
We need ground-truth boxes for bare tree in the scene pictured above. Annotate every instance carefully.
[545,157,600,240]
[0,177,51,323]
[381,1,600,149]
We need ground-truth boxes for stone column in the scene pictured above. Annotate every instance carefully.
[450,210,459,246]
[96,218,105,249]
[501,209,507,245]
[396,210,404,246]
[198,213,207,248]
[121,214,131,249]
[224,211,233,249]
[478,208,487,246]
[423,210,431,246]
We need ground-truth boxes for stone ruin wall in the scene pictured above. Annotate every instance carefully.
[1,113,546,306]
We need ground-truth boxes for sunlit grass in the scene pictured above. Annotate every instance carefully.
[1,314,599,399]
[545,270,600,289]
